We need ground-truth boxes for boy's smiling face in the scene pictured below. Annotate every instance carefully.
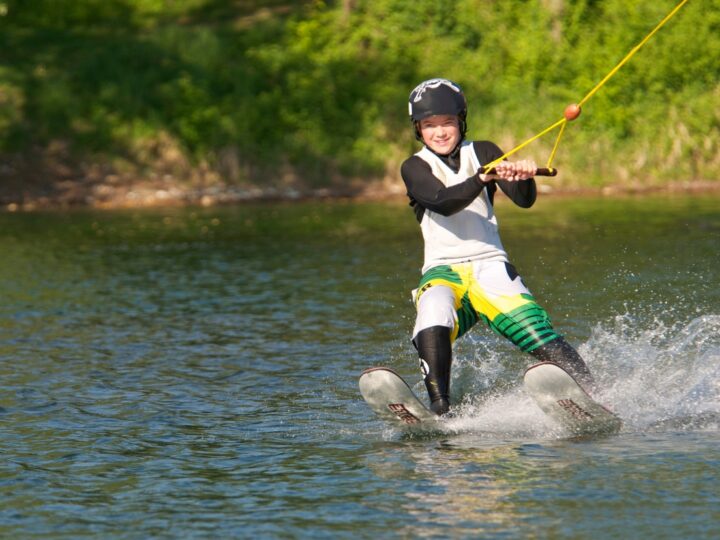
[418,114,461,155]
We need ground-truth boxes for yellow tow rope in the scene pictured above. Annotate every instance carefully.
[482,0,691,175]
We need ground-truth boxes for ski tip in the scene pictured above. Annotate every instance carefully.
[524,361,566,377]
[360,366,400,377]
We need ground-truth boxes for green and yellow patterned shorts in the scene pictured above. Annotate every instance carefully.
[413,260,561,352]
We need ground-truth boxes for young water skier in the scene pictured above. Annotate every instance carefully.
[401,78,593,416]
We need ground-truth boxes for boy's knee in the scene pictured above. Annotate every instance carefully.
[413,285,456,338]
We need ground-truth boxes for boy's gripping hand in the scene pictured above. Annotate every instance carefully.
[479,160,538,183]
[494,160,537,181]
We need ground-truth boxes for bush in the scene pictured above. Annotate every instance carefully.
[0,0,717,193]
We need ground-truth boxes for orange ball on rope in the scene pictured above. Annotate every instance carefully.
[564,103,582,121]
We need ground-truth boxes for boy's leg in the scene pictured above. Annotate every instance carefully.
[469,261,594,387]
[412,284,458,415]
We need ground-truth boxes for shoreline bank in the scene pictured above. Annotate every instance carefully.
[2,178,719,212]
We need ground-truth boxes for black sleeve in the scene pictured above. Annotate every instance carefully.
[472,141,537,208]
[401,156,485,218]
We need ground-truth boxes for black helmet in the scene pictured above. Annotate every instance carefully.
[408,78,468,140]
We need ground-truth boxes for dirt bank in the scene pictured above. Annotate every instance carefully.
[2,169,718,212]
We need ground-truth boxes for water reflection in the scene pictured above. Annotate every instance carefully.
[367,430,720,538]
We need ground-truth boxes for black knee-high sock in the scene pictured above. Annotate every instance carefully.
[530,337,595,388]
[413,326,452,415]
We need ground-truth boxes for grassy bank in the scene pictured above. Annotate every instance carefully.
[0,0,718,207]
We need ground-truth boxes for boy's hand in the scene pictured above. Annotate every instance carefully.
[494,160,537,181]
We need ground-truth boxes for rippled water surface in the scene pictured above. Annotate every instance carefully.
[1,195,719,538]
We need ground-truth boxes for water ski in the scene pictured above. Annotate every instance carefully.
[524,362,622,436]
[359,367,439,428]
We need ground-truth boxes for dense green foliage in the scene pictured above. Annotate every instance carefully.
[1,0,718,197]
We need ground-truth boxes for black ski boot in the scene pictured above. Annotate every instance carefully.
[530,337,595,389]
[414,326,453,416]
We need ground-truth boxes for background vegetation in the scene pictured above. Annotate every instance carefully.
[1,0,718,205]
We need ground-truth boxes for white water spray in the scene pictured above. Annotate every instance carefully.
[431,313,720,438]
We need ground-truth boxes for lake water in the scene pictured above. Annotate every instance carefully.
[0,194,718,538]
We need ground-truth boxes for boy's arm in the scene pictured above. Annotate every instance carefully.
[495,175,537,209]
[401,156,485,217]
